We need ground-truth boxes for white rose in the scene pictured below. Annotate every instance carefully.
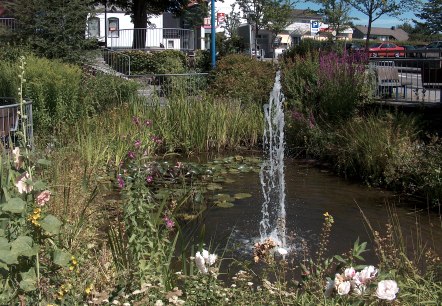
[359,265,377,283]
[337,281,351,295]
[195,251,207,274]
[344,267,355,279]
[376,280,399,301]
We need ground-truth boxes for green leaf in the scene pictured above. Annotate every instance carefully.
[40,214,62,235]
[37,159,52,167]
[2,198,26,214]
[10,236,39,257]
[216,202,234,208]
[32,180,46,191]
[19,268,37,292]
[0,238,17,265]
[53,249,72,267]
[233,193,252,200]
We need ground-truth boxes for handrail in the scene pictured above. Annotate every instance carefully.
[101,47,131,75]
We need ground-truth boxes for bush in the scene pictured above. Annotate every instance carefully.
[208,54,276,105]
[118,50,187,75]
[0,55,139,132]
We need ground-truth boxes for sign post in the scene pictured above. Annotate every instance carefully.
[211,0,216,68]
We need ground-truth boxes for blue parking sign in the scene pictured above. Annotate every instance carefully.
[311,21,319,28]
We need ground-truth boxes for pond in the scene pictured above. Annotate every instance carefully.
[197,158,442,266]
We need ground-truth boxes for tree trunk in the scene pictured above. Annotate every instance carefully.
[132,0,147,49]
[365,14,373,51]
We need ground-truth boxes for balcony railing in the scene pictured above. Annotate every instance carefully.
[0,18,17,34]
[88,28,195,51]
[368,49,442,103]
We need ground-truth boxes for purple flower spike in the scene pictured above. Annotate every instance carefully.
[117,175,125,189]
[146,175,153,183]
[163,216,175,229]
[135,140,141,148]
[145,119,152,127]
[132,116,140,126]
[128,151,136,159]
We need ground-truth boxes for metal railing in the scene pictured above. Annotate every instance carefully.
[368,50,442,103]
[0,18,17,31]
[0,98,33,148]
[100,28,195,51]
[101,48,131,75]
[130,73,208,99]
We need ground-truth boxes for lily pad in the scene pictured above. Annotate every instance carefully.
[234,193,252,200]
[206,183,222,191]
[224,178,236,184]
[213,193,234,202]
[216,202,234,208]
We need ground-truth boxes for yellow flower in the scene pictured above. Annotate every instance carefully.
[85,284,93,295]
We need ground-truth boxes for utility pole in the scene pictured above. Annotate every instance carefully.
[211,0,216,68]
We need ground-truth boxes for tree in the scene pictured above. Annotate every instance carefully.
[262,1,294,58]
[414,0,442,35]
[101,0,190,48]
[237,0,295,57]
[344,0,414,49]
[314,0,354,37]
[6,0,95,62]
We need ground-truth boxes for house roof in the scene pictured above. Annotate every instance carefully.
[291,9,322,20]
[354,26,409,41]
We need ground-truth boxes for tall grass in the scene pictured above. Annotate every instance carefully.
[142,94,263,153]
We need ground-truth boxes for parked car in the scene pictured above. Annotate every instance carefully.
[368,42,405,57]
[345,42,363,52]
[414,41,442,58]
[400,45,417,57]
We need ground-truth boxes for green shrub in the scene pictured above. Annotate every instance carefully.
[118,50,156,75]
[0,55,139,132]
[208,54,275,105]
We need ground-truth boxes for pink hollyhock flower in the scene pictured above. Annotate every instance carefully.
[15,172,33,194]
[36,190,51,206]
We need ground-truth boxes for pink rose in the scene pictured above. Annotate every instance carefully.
[37,190,51,206]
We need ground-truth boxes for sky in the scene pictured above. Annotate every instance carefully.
[296,1,422,28]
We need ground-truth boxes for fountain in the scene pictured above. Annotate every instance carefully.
[259,71,286,249]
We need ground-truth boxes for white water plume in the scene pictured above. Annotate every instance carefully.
[259,70,286,248]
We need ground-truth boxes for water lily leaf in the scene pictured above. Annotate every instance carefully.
[213,193,233,202]
[216,202,234,208]
[228,169,240,174]
[225,178,236,184]
[194,193,204,203]
[234,193,252,200]
[40,215,62,235]
[53,249,72,267]
[206,183,222,191]
[212,177,225,183]
[19,268,37,292]
[2,198,26,214]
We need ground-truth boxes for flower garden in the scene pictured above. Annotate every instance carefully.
[0,44,441,305]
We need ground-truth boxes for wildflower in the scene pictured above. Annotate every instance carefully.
[85,284,93,295]
[144,119,152,127]
[123,303,131,306]
[15,172,33,194]
[336,281,351,295]
[163,216,175,229]
[134,140,141,148]
[276,247,288,256]
[154,300,164,306]
[132,116,140,126]
[127,151,135,159]
[231,284,236,288]
[175,162,183,168]
[247,282,253,286]
[195,251,207,274]
[12,147,23,169]
[36,190,51,207]
[27,208,42,226]
[117,175,125,189]
[146,175,153,183]
[69,256,78,271]
[376,280,399,301]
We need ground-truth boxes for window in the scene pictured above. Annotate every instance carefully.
[167,40,174,49]
[108,17,119,37]
[87,17,100,38]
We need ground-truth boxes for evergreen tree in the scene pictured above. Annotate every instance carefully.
[6,0,95,62]
[414,0,442,35]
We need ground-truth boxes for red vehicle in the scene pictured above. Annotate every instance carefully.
[368,42,405,57]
